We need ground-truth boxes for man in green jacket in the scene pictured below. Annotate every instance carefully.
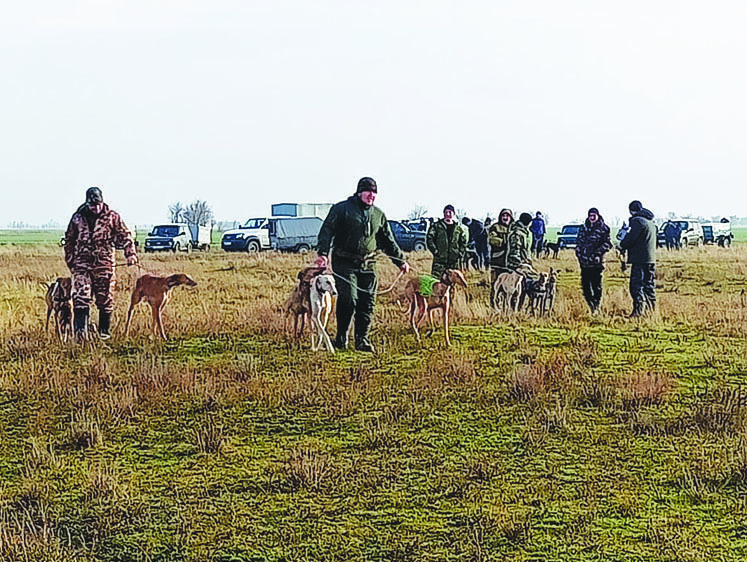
[316,177,410,352]
[506,212,536,276]
[427,204,468,278]
[619,200,657,317]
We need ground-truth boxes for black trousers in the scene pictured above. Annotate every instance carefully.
[629,263,656,315]
[332,259,377,346]
[580,267,603,312]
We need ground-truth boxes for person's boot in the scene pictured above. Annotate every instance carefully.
[355,337,375,353]
[73,308,89,342]
[98,310,112,341]
[333,335,348,350]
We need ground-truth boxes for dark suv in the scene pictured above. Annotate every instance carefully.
[557,224,582,249]
[388,221,427,252]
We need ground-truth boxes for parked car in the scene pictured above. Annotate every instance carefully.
[388,220,427,252]
[656,219,703,248]
[222,216,322,253]
[144,223,211,253]
[557,224,582,249]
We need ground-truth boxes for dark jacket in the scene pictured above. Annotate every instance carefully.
[530,217,546,238]
[317,195,404,269]
[64,203,136,272]
[575,217,613,269]
[427,219,468,271]
[619,208,656,264]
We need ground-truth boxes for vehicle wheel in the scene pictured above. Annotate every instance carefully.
[246,240,260,253]
[413,241,426,252]
[725,236,732,248]
[173,243,180,253]
[296,244,310,253]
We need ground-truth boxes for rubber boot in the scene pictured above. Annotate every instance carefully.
[74,308,89,342]
[98,310,111,341]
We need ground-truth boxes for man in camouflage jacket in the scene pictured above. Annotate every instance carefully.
[316,177,410,352]
[575,207,612,313]
[64,187,138,340]
[506,213,536,275]
[427,204,468,278]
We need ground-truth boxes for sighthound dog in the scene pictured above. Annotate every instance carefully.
[125,274,197,339]
[491,271,524,314]
[543,268,558,315]
[45,277,74,341]
[543,242,560,259]
[284,266,326,337]
[402,269,467,346]
[309,274,337,352]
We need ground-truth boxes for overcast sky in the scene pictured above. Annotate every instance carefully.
[3,1,747,227]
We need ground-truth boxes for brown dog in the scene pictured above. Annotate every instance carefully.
[125,274,197,339]
[402,269,467,346]
[284,266,326,337]
[45,277,73,341]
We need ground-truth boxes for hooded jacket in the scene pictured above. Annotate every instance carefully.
[619,207,656,264]
[506,220,532,271]
[575,215,613,269]
[64,203,136,272]
[488,209,514,268]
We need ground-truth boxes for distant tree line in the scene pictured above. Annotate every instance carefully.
[168,200,214,226]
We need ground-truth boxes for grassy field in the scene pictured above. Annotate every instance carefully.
[2,244,747,561]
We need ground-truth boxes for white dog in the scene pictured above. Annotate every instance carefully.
[309,274,337,352]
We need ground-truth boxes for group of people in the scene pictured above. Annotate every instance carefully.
[61,179,658,349]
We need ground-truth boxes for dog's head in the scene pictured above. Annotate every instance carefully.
[442,269,468,289]
[314,274,337,296]
[167,274,197,288]
[47,277,73,303]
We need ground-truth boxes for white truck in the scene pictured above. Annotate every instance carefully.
[221,203,332,253]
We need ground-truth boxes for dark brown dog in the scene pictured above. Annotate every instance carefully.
[45,277,73,341]
[125,274,197,339]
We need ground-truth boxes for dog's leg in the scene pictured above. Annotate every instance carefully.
[125,289,142,337]
[155,302,168,340]
[443,297,451,346]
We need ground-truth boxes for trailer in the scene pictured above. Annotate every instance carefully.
[271,203,332,219]
[270,216,323,252]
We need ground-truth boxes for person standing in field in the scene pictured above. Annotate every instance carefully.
[316,177,410,353]
[530,211,546,258]
[428,205,468,278]
[619,200,657,317]
[575,207,613,313]
[64,187,138,341]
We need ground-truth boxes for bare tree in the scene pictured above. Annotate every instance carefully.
[183,200,214,226]
[408,205,429,220]
[168,202,185,223]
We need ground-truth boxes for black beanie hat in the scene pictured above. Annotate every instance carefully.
[444,204,455,213]
[519,212,532,226]
[588,207,599,216]
[356,177,378,193]
[629,200,642,213]
[86,187,103,205]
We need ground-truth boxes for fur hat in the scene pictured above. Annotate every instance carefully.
[356,177,378,193]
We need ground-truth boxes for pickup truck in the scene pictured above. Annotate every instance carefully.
[144,223,211,253]
[221,216,322,253]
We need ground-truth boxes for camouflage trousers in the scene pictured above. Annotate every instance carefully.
[73,267,116,313]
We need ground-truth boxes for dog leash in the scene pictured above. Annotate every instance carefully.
[328,269,406,296]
